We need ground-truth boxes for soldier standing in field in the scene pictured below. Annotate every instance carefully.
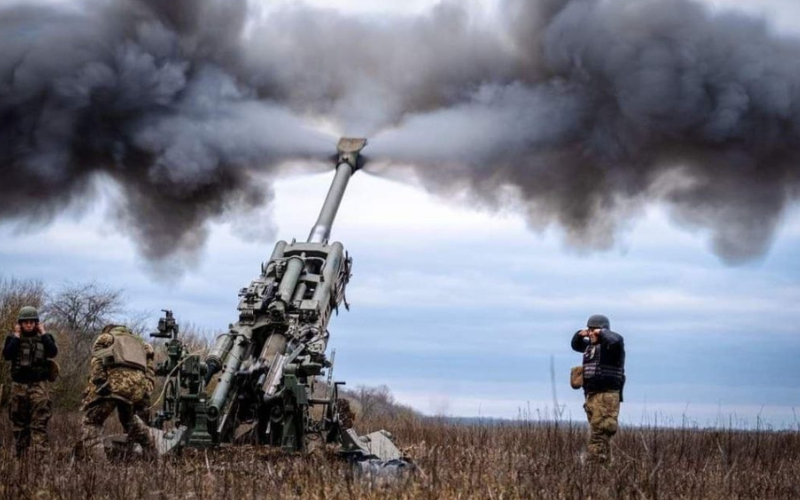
[571,314,625,465]
[2,306,58,457]
[76,324,157,460]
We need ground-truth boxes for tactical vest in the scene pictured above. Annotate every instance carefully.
[94,333,148,372]
[12,336,49,382]
[582,343,625,392]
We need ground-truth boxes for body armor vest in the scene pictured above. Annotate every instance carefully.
[95,333,148,372]
[12,336,49,381]
[582,343,625,392]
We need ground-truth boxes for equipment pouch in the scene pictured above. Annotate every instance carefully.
[570,366,583,390]
[47,359,60,382]
[18,341,33,367]
[93,346,115,366]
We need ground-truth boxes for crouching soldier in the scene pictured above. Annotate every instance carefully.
[76,325,157,460]
[2,306,58,457]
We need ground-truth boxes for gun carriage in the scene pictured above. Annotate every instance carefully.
[145,138,402,462]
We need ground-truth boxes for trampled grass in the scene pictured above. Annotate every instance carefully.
[0,412,798,499]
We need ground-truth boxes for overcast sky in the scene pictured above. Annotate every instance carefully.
[2,0,799,429]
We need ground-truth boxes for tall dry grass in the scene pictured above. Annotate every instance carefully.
[0,411,797,499]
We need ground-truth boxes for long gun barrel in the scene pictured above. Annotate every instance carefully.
[307,138,367,243]
[200,137,366,449]
[146,137,407,463]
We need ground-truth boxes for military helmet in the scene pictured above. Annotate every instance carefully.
[586,314,610,329]
[103,324,131,335]
[17,306,40,323]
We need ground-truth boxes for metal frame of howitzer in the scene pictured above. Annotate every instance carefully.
[137,138,404,462]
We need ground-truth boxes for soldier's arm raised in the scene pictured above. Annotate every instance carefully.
[571,330,588,352]
[40,333,58,358]
[599,329,623,347]
[599,330,625,366]
[2,334,20,360]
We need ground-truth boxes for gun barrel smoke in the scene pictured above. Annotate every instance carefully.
[2,0,799,265]
[369,0,800,263]
[0,0,332,263]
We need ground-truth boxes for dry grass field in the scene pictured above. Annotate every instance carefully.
[0,412,798,500]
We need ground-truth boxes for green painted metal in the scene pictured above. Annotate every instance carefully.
[150,138,369,454]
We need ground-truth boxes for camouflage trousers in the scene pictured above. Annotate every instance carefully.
[583,391,620,464]
[9,381,52,457]
[78,398,155,460]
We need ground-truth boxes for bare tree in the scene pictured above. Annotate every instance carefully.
[351,384,411,420]
[43,282,128,409]
[354,384,389,420]
[122,309,154,338]
[44,281,123,345]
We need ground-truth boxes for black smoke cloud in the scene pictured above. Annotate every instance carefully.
[3,0,800,264]
[0,0,331,262]
[368,0,800,263]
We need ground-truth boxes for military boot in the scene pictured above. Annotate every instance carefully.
[130,415,158,461]
[77,425,107,462]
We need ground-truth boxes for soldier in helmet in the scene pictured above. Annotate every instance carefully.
[571,314,625,465]
[2,306,58,457]
[76,324,157,460]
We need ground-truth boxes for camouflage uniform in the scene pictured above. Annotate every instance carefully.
[571,318,625,465]
[78,326,156,460]
[583,391,620,463]
[2,326,58,457]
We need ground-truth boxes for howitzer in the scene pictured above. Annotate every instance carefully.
[144,138,404,462]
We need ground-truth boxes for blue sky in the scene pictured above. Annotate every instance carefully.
[2,0,800,428]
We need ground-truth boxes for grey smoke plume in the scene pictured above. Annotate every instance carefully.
[368,0,800,262]
[240,1,517,134]
[0,0,332,262]
[241,0,800,262]
[4,0,800,264]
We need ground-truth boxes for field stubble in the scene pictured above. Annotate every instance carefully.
[0,412,798,499]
